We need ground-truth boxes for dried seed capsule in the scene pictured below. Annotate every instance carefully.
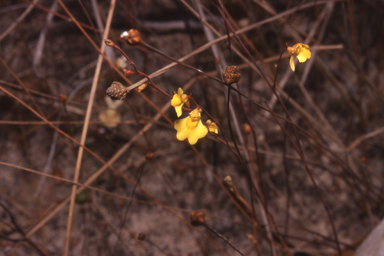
[59,94,67,103]
[137,233,146,241]
[145,152,153,160]
[106,81,128,100]
[223,66,241,84]
[243,124,252,134]
[190,211,205,226]
[120,29,142,45]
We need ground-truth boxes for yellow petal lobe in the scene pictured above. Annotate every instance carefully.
[187,121,208,145]
[289,55,295,72]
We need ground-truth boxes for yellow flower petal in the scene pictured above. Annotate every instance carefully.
[174,108,208,145]
[171,94,182,107]
[289,55,295,72]
[174,105,182,117]
[187,121,208,145]
[177,88,184,97]
[174,117,189,141]
[297,49,311,62]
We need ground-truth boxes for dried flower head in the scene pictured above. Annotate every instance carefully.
[59,94,67,103]
[287,43,311,72]
[171,88,190,117]
[174,108,208,145]
[137,233,146,241]
[223,66,241,84]
[99,109,121,128]
[145,152,153,160]
[243,124,252,134]
[115,56,127,70]
[120,29,142,45]
[190,211,205,226]
[106,81,128,100]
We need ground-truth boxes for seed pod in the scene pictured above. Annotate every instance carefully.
[145,152,153,160]
[243,124,252,134]
[190,211,205,226]
[121,29,142,45]
[137,233,146,241]
[106,81,128,100]
[59,94,67,103]
[223,66,241,84]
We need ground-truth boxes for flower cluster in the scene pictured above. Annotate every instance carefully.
[171,88,218,145]
[287,43,311,72]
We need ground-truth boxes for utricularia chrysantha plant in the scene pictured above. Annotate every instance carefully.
[287,43,311,71]
[104,30,226,145]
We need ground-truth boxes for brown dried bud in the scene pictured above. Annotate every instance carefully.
[120,29,142,45]
[59,94,67,103]
[104,39,114,46]
[223,66,241,84]
[123,69,135,76]
[190,211,205,226]
[106,81,128,100]
[243,124,252,134]
[137,233,146,241]
[145,152,153,160]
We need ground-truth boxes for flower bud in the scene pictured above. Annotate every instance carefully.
[104,39,114,46]
[135,83,148,92]
[223,66,241,84]
[106,81,128,100]
[206,120,218,138]
[123,69,135,76]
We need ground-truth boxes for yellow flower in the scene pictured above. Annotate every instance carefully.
[206,120,218,138]
[171,88,190,117]
[174,108,208,145]
[287,43,311,72]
